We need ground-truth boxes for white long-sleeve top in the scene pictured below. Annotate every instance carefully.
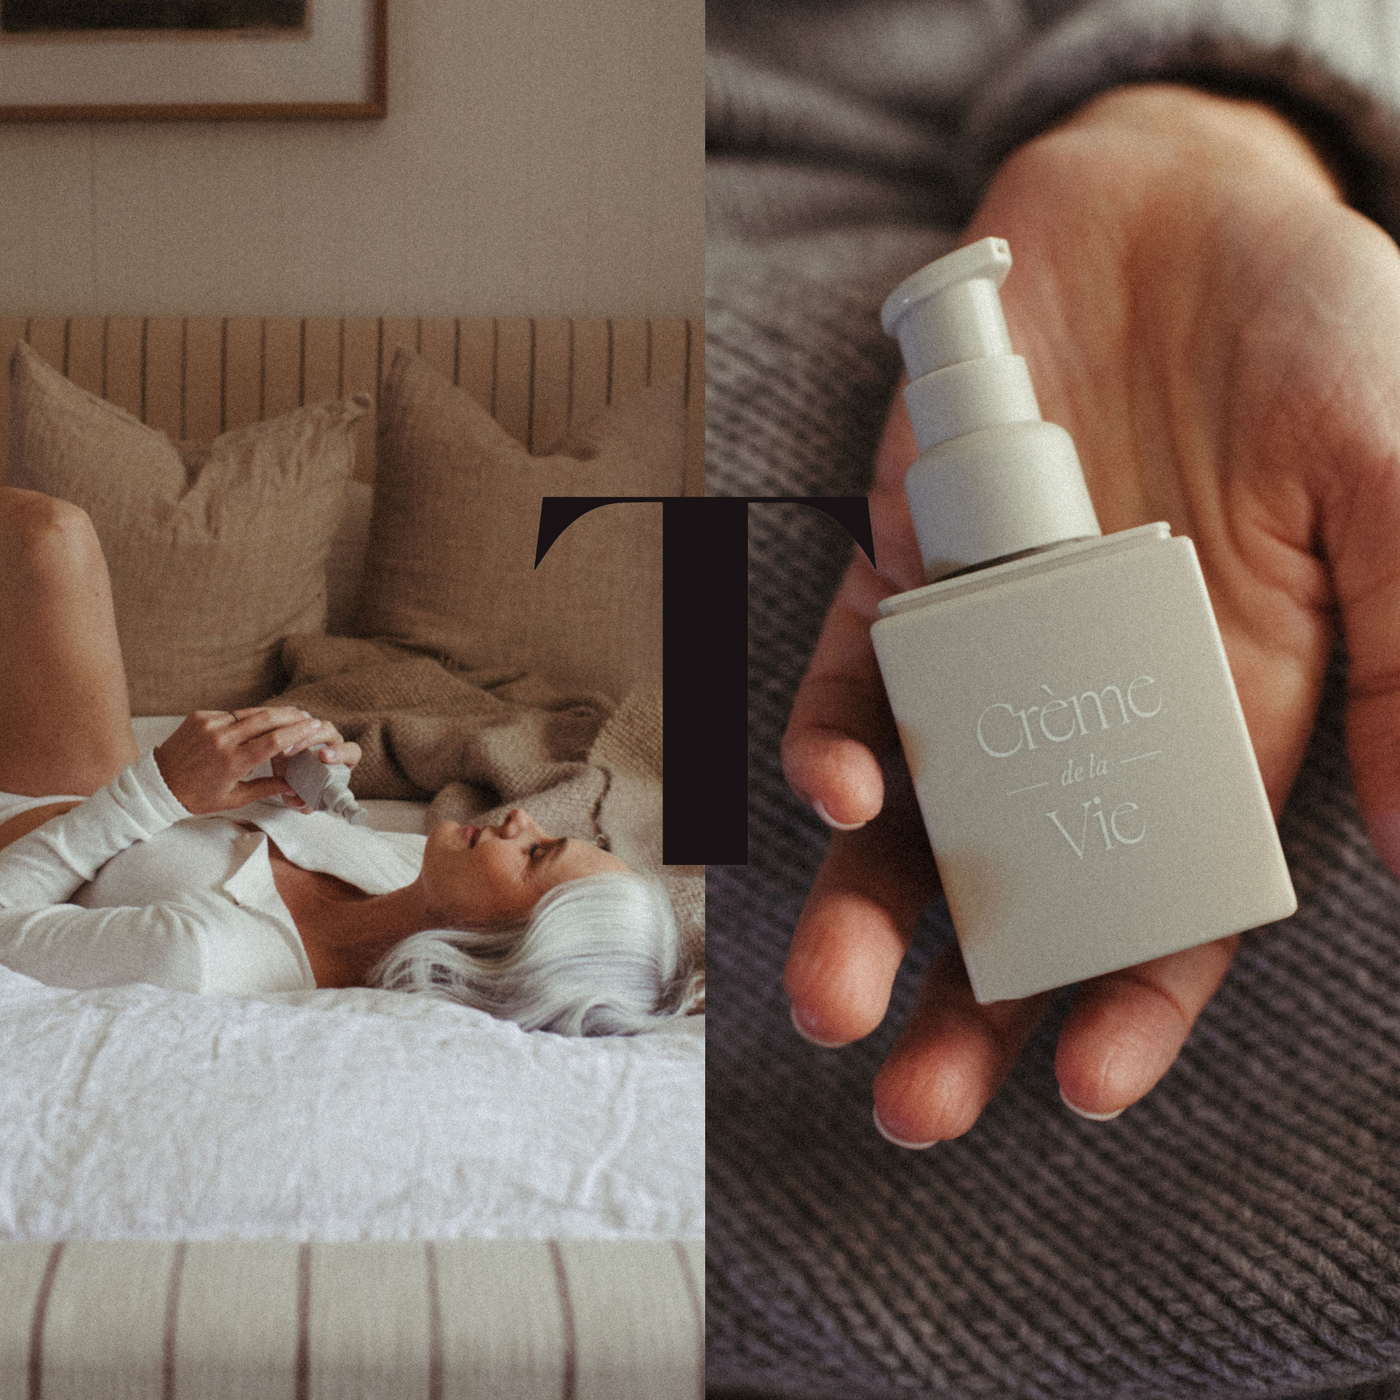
[0,751,426,995]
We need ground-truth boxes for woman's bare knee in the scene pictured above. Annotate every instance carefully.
[0,490,100,569]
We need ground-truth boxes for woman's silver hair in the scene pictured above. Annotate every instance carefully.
[369,871,701,1036]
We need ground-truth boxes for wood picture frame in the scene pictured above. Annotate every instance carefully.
[0,0,385,120]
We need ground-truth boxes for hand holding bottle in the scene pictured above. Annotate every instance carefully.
[264,716,362,816]
[782,82,1400,1143]
[154,708,358,815]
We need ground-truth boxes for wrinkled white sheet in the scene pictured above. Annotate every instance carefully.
[0,968,704,1240]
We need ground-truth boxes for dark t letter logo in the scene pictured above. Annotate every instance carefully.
[537,497,874,865]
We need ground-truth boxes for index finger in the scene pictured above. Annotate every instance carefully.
[782,557,899,830]
[228,706,312,738]
[781,391,937,830]
[224,708,323,760]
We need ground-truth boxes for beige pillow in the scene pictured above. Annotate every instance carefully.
[8,341,369,715]
[359,348,684,699]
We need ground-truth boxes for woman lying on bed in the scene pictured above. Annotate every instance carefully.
[0,487,693,1035]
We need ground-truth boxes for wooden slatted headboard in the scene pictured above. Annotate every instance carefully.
[0,316,704,495]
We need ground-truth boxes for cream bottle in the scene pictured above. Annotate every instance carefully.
[281,745,367,825]
[871,238,1296,1003]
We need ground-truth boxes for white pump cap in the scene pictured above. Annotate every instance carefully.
[881,239,1101,580]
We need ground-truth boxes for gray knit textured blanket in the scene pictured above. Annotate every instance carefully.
[706,2,1400,1396]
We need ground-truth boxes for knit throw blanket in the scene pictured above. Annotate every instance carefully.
[707,3,1400,1397]
[269,634,703,980]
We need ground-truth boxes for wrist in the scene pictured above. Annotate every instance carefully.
[135,749,192,823]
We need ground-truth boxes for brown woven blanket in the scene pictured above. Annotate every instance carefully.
[270,634,703,978]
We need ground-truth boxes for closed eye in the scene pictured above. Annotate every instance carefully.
[528,838,568,871]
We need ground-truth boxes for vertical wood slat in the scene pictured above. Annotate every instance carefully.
[341,319,380,484]
[25,317,66,375]
[175,1242,301,1400]
[0,316,28,480]
[307,1244,434,1400]
[65,318,105,398]
[223,318,263,433]
[417,318,456,387]
[183,318,224,443]
[685,319,704,497]
[39,1241,176,1400]
[494,318,533,446]
[262,317,303,420]
[143,317,183,439]
[649,319,689,495]
[562,1241,699,1400]
[103,317,144,423]
[380,316,418,391]
[436,1242,569,1400]
[456,319,495,408]
[675,1239,705,1398]
[302,318,342,405]
[649,319,686,388]
[0,1242,53,1398]
[531,318,572,453]
[609,319,650,405]
[570,320,610,432]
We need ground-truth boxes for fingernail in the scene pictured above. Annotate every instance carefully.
[790,1004,847,1049]
[812,797,866,832]
[872,1105,938,1150]
[1059,1086,1125,1121]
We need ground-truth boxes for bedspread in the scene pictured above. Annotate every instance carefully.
[0,967,703,1241]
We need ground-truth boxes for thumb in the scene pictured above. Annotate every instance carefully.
[1332,467,1400,877]
[1345,657,1400,880]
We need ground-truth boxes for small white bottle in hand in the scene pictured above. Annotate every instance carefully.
[281,745,367,825]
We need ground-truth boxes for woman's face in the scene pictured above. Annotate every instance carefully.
[419,808,631,928]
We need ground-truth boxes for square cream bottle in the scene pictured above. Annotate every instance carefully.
[871,240,1296,1004]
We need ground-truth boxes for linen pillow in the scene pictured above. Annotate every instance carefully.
[359,347,684,699]
[8,341,370,715]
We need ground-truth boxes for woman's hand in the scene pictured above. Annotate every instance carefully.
[154,708,353,815]
[782,83,1400,1142]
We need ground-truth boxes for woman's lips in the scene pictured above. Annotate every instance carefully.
[463,825,481,848]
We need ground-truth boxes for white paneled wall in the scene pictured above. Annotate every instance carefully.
[0,0,703,320]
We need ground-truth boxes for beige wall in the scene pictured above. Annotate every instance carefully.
[0,0,703,319]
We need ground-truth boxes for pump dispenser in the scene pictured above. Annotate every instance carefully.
[883,239,1101,580]
[870,240,1295,1004]
[282,746,367,825]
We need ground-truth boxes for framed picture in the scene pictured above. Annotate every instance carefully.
[0,0,385,119]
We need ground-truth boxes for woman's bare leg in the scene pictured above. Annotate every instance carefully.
[0,488,139,796]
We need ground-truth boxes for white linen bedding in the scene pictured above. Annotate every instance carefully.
[0,718,703,1242]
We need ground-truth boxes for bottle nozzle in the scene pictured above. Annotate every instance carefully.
[881,237,1014,376]
[881,238,1100,580]
[326,789,368,826]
